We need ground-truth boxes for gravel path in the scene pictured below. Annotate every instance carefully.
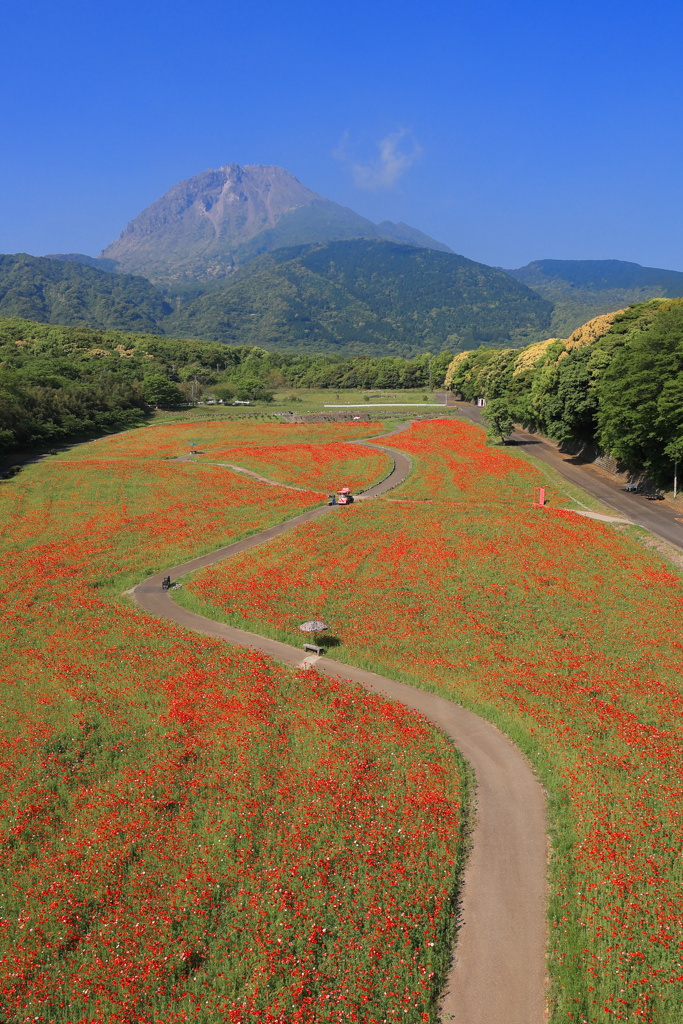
[131,426,548,1024]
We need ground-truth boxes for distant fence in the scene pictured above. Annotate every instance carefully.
[276,409,455,425]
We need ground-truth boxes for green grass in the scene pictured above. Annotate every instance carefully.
[268,387,445,410]
[151,388,452,424]
[511,447,621,515]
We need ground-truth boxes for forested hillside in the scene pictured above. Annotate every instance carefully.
[446,298,683,482]
[167,239,553,355]
[1,243,552,358]
[0,254,171,332]
[508,259,683,336]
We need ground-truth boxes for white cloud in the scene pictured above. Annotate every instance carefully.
[334,129,422,190]
[332,130,351,164]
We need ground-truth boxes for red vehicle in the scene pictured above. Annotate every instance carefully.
[337,487,354,506]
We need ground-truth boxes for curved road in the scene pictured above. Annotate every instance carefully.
[132,428,548,1024]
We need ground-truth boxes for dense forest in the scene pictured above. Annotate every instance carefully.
[0,254,172,332]
[8,250,683,365]
[446,298,683,483]
[0,317,452,455]
[165,239,553,355]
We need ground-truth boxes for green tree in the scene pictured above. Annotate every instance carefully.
[142,375,183,408]
[482,397,514,444]
[212,384,235,403]
[664,436,683,461]
[596,303,683,478]
[664,436,683,496]
[233,378,274,403]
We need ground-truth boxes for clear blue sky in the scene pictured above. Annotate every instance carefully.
[3,0,683,270]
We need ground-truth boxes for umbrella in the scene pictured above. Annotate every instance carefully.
[299,620,329,633]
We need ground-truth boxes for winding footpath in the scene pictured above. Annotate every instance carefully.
[133,426,548,1024]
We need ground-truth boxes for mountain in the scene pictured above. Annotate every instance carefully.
[0,242,551,358]
[508,259,683,336]
[164,239,553,357]
[0,254,171,332]
[100,163,452,284]
[45,253,120,273]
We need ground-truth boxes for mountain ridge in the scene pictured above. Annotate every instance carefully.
[164,238,553,357]
[0,242,553,357]
[508,258,683,335]
[0,253,171,333]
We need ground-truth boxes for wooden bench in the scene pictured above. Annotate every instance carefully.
[303,643,323,655]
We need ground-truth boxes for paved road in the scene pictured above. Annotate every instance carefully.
[132,428,548,1024]
[455,402,683,551]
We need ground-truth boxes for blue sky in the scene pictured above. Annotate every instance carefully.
[2,0,683,269]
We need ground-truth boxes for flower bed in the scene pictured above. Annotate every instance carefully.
[205,441,392,493]
[57,420,388,462]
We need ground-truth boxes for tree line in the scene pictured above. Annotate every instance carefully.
[446,299,683,484]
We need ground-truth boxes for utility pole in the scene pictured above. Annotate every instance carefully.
[664,439,683,498]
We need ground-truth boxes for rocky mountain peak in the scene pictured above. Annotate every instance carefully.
[100,162,451,284]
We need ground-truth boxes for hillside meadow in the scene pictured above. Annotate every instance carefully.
[0,420,469,1023]
[178,418,683,1023]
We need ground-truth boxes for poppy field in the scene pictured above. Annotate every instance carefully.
[179,418,683,1023]
[56,419,388,462]
[196,442,393,494]
[0,421,468,1023]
